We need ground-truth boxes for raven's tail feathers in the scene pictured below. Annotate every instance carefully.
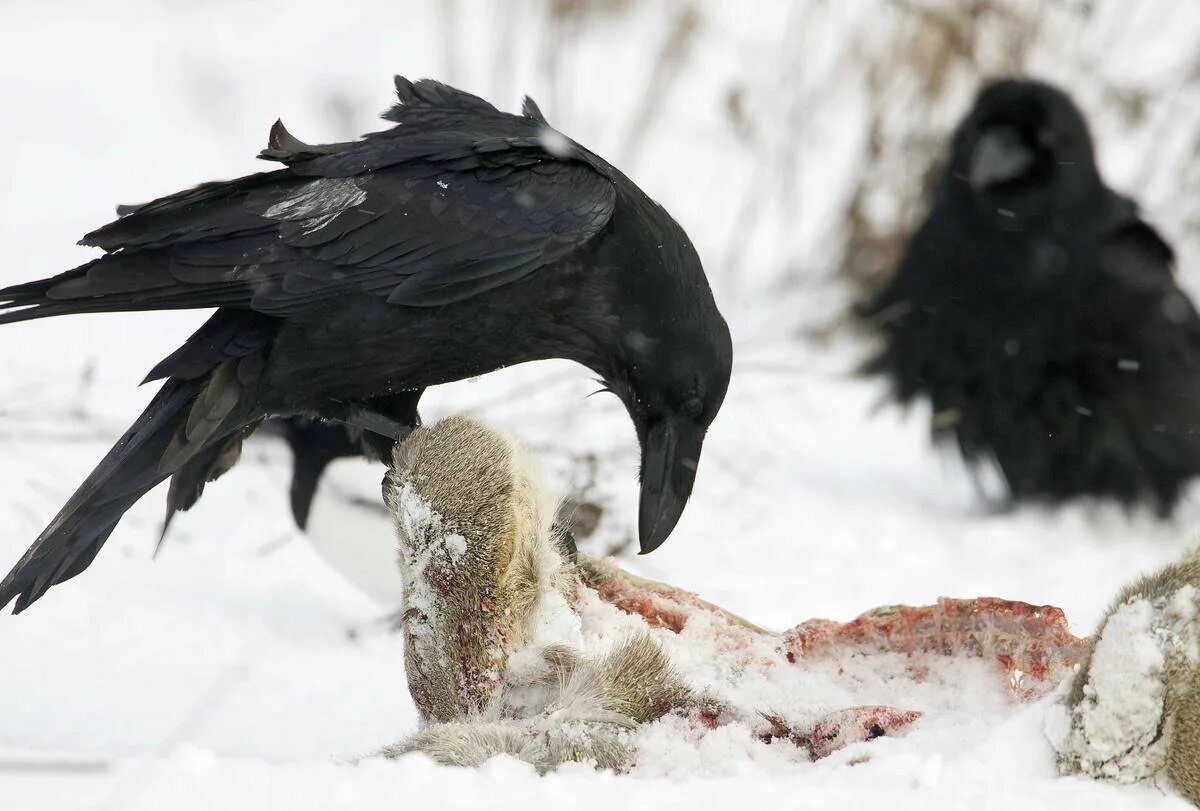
[0,370,258,613]
[156,433,249,555]
[0,274,64,325]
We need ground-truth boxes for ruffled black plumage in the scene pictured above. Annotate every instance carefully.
[861,79,1200,514]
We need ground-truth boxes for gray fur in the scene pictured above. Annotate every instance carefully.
[1171,668,1200,806]
[381,416,689,771]
[384,415,557,723]
[382,724,536,767]
[385,634,686,772]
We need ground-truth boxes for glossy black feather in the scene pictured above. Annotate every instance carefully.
[0,374,256,612]
[0,76,731,612]
[2,118,614,320]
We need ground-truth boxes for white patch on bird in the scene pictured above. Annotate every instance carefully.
[537,126,572,158]
[1117,359,1141,372]
[299,212,342,235]
[436,179,449,190]
[264,177,367,221]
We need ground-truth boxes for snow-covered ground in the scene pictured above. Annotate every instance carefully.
[2,1,1200,809]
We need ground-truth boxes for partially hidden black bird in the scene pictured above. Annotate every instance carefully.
[257,416,378,531]
[0,76,732,613]
[861,78,1200,514]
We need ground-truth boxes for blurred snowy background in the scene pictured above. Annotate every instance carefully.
[2,0,1200,808]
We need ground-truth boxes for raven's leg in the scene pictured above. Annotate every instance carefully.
[343,410,407,440]
[341,388,424,458]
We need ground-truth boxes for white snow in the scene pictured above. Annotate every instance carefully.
[2,1,1200,809]
[305,457,404,605]
[1049,583,1200,784]
[537,127,573,159]
[393,482,459,654]
[1056,598,1170,780]
[443,533,468,562]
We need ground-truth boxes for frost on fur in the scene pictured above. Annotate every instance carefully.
[1050,549,1200,805]
[383,416,688,770]
[400,633,687,773]
[384,415,574,723]
[381,416,1094,775]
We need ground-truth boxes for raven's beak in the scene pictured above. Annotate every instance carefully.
[638,419,702,554]
[969,125,1035,190]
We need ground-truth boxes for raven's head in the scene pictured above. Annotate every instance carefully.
[591,233,733,555]
[948,79,1102,228]
[604,317,732,554]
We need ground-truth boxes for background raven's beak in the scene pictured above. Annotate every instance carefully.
[638,419,702,553]
[969,124,1035,190]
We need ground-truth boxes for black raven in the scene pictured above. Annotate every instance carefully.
[256,417,379,531]
[860,78,1200,513]
[0,76,732,612]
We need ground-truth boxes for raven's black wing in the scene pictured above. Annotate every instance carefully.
[0,78,616,322]
[1086,217,1196,354]
[1071,216,1200,507]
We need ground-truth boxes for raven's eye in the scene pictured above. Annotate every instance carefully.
[682,397,704,418]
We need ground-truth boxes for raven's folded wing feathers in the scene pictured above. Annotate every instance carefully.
[0,76,615,323]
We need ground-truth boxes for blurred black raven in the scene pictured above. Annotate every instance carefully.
[861,78,1200,514]
[0,76,732,612]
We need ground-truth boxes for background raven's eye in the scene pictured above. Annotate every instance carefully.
[682,397,704,418]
